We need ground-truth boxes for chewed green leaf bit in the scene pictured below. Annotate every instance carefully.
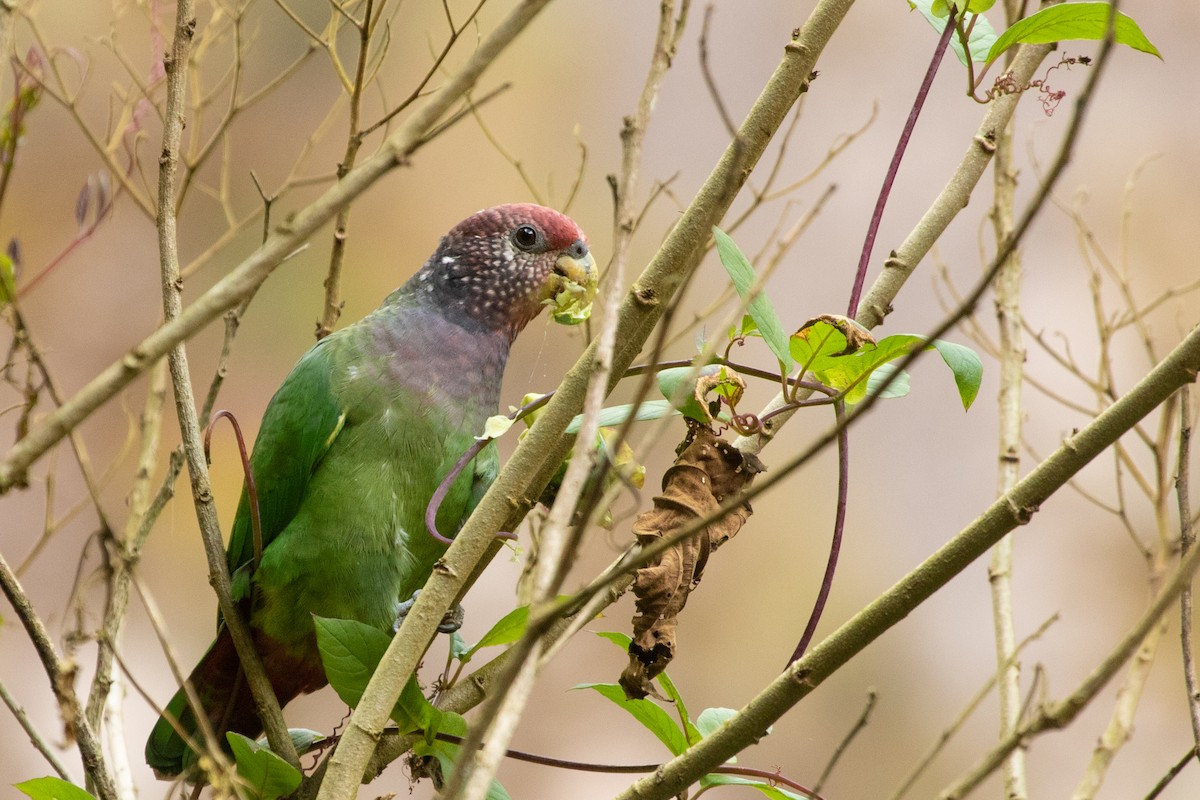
[545,276,595,325]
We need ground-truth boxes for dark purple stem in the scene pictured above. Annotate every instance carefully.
[424,395,555,545]
[793,6,957,665]
[787,400,849,666]
[845,6,957,319]
[205,410,263,570]
[425,438,490,546]
[384,730,826,798]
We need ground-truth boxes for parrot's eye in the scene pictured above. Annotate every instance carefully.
[511,225,542,252]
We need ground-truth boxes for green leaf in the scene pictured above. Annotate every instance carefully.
[313,616,436,733]
[313,615,391,709]
[394,674,442,735]
[15,778,97,800]
[928,338,982,409]
[595,630,632,649]
[592,632,702,744]
[463,605,530,660]
[866,363,911,400]
[791,322,980,408]
[575,682,690,755]
[790,318,882,404]
[657,366,716,424]
[449,630,470,661]
[226,732,302,800]
[653,667,701,745]
[987,3,1161,64]
[910,0,998,65]
[732,314,759,340]
[712,227,794,372]
[256,728,326,757]
[700,773,809,800]
[695,707,739,740]
[564,399,678,434]
[932,0,996,15]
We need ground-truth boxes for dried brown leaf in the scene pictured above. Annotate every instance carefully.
[620,424,763,699]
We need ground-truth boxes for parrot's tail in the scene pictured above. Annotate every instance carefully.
[144,626,326,778]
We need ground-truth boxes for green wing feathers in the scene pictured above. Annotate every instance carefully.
[148,342,346,775]
[225,341,346,602]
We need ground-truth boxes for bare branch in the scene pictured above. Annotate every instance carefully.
[0,676,72,781]
[1178,385,1200,760]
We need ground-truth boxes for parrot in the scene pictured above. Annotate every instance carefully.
[145,204,597,777]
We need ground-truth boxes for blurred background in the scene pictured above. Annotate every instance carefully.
[2,0,1199,797]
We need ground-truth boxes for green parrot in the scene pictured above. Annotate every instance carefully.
[145,204,597,776]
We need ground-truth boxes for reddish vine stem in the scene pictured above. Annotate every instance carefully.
[425,439,492,545]
[790,4,957,667]
[846,5,957,320]
[204,409,263,570]
[424,395,554,545]
[364,729,826,798]
[787,399,849,665]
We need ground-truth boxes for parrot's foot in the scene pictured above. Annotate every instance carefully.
[393,590,465,634]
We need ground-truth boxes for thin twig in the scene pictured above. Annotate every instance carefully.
[698,5,737,139]
[1178,385,1200,758]
[315,0,376,340]
[814,688,876,792]
[889,614,1058,800]
[0,676,72,780]
[84,358,168,747]
[1142,748,1197,800]
[786,399,848,665]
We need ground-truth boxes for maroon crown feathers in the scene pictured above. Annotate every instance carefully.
[448,204,586,252]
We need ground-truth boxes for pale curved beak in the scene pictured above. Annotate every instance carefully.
[555,245,597,288]
[546,243,598,325]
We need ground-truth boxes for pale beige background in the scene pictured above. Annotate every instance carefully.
[2,1,1199,798]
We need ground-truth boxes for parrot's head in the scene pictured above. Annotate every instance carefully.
[414,203,598,339]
